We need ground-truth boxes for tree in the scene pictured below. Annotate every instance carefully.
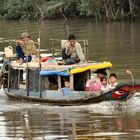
[0,0,140,21]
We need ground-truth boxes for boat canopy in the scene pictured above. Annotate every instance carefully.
[40,70,70,76]
[39,61,112,76]
[7,61,112,92]
[69,61,112,74]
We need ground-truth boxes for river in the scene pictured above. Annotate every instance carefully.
[0,19,140,139]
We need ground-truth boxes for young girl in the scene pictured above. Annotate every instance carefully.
[86,71,105,92]
[100,77,110,92]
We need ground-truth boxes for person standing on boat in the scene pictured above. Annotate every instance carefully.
[16,32,38,65]
[58,34,85,65]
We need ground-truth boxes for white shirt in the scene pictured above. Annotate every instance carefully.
[101,84,110,92]
[109,82,118,89]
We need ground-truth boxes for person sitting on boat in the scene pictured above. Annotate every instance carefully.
[16,32,38,65]
[86,70,105,92]
[109,73,118,89]
[58,34,85,65]
[100,77,110,93]
[58,79,72,95]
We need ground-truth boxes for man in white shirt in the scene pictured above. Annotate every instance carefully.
[59,34,85,65]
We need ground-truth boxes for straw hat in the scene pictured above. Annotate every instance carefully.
[20,32,30,38]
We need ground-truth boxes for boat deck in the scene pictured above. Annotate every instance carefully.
[11,60,112,73]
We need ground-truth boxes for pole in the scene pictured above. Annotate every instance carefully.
[25,35,30,96]
[26,54,29,96]
[66,24,70,36]
[38,30,42,98]
[84,40,88,61]
[8,58,11,92]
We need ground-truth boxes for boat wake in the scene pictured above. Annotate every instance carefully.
[0,88,140,114]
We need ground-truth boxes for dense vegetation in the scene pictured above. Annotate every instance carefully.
[0,0,140,21]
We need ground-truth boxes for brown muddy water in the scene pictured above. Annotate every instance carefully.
[0,19,140,140]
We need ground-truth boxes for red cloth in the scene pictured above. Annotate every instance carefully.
[41,57,51,62]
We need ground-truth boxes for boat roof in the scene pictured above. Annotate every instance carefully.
[11,61,112,75]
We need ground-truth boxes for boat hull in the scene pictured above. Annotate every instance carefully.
[4,81,140,105]
[3,91,131,106]
[5,92,88,106]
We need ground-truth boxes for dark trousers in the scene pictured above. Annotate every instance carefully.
[16,45,32,63]
[62,48,79,65]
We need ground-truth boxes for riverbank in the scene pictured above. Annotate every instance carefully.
[0,0,140,22]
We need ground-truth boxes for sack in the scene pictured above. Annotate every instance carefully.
[4,46,13,58]
[61,40,67,48]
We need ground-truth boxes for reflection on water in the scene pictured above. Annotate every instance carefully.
[0,20,140,139]
[0,92,140,139]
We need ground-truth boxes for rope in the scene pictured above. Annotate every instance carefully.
[126,70,135,96]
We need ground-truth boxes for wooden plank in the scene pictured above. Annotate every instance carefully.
[86,70,91,80]
[70,75,74,89]
[58,76,61,89]
[18,70,20,89]
[106,68,110,83]
[44,76,49,89]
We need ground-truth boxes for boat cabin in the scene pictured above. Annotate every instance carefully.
[7,61,112,94]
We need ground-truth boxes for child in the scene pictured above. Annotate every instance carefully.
[109,73,118,89]
[100,77,110,93]
[86,70,105,92]
[58,80,72,95]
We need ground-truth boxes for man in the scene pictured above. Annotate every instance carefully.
[59,34,85,65]
[16,32,37,65]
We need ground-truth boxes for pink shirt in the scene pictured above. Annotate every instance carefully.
[86,78,101,91]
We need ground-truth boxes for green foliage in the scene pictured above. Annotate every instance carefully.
[1,0,37,20]
[79,0,102,16]
[0,0,140,21]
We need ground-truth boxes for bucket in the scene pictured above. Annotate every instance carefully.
[4,46,13,58]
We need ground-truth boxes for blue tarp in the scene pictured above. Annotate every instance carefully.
[40,70,71,76]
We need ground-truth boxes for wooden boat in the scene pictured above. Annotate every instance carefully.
[1,38,140,106]
[2,60,140,106]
